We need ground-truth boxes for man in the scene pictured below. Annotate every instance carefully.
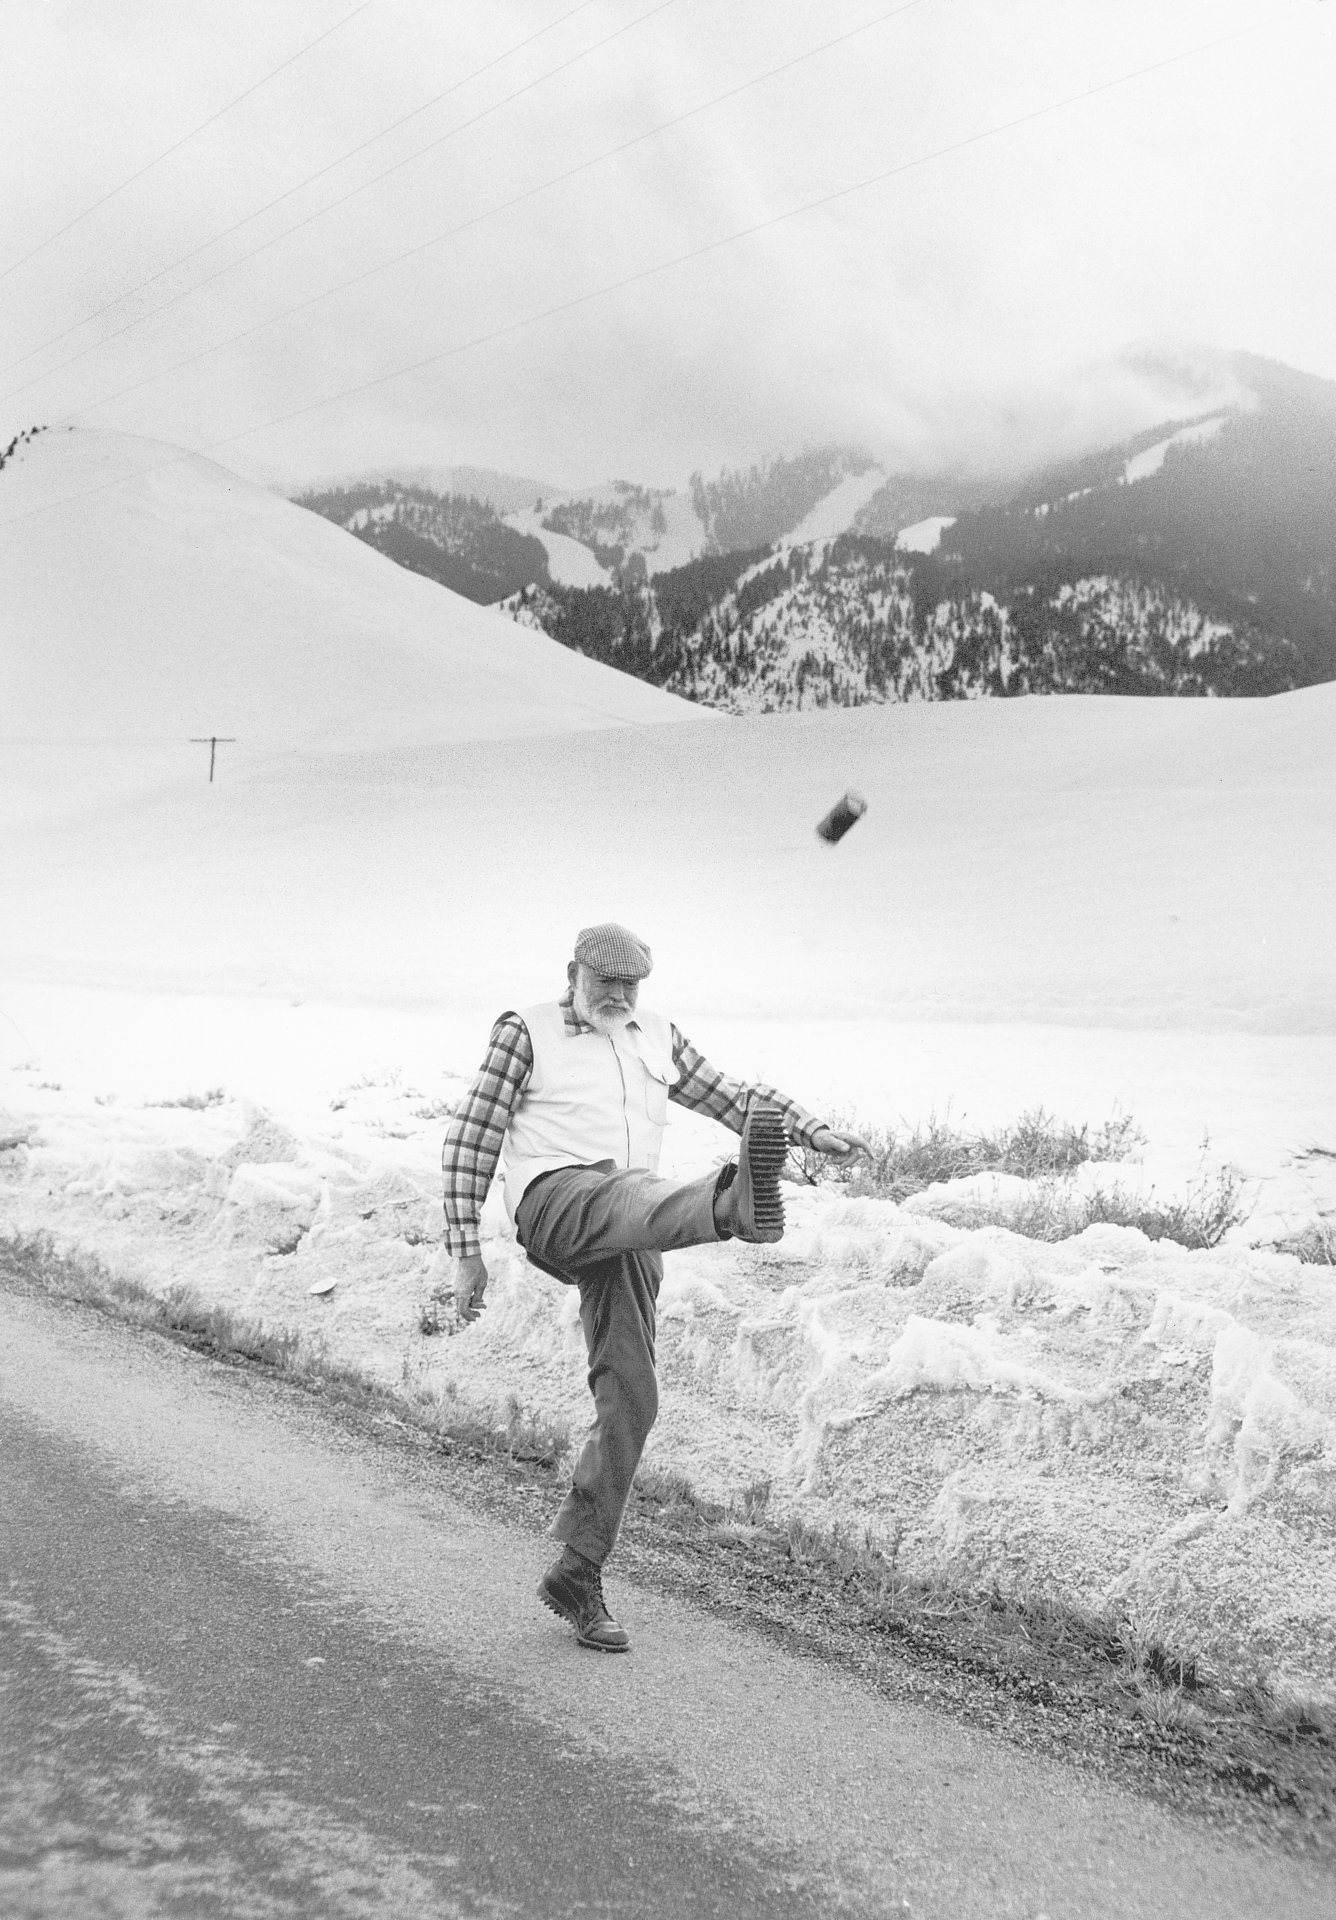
[441,922,868,1654]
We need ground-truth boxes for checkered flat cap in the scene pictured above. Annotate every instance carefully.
[574,922,653,980]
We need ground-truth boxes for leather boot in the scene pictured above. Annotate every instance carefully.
[713,1103,786,1243]
[537,1547,631,1653]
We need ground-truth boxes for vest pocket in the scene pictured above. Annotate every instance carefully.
[642,1063,671,1123]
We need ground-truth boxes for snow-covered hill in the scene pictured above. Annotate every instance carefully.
[290,481,555,605]
[0,428,708,819]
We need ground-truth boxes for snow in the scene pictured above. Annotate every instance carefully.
[4,690,1332,1032]
[1052,576,1234,659]
[0,430,700,819]
[3,429,1335,1698]
[642,490,708,575]
[785,466,888,546]
[503,489,708,582]
[1123,414,1227,485]
[502,508,613,588]
[895,514,956,554]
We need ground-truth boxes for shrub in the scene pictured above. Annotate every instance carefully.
[1270,1218,1336,1266]
[792,1108,1251,1252]
[792,1105,1144,1200]
[922,1160,1252,1252]
[149,1088,227,1110]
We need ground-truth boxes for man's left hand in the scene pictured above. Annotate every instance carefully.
[809,1126,874,1162]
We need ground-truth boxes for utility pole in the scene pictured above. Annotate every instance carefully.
[190,736,236,783]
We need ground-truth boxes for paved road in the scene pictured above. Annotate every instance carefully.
[2,1284,1332,1919]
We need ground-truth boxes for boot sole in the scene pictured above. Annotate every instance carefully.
[538,1579,630,1653]
[739,1104,786,1241]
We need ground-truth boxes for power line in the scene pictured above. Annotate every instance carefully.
[58,3,933,430]
[0,737,236,747]
[0,3,1299,534]
[0,0,600,385]
[0,0,674,408]
[172,6,1311,448]
[0,1,377,286]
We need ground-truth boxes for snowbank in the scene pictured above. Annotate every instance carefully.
[3,1064,1332,1699]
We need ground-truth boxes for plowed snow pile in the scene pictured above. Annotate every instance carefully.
[3,1064,1333,1702]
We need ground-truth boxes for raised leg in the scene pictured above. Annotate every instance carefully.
[515,1162,720,1271]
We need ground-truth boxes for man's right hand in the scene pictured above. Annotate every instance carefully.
[453,1252,489,1323]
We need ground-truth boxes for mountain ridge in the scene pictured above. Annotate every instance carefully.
[489,353,1336,705]
[282,347,1336,703]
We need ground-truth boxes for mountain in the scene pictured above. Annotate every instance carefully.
[687,448,877,553]
[499,354,1336,708]
[284,462,563,517]
[0,428,710,821]
[919,354,1336,691]
[291,480,554,605]
[294,446,892,591]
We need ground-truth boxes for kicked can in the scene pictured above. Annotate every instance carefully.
[815,787,867,844]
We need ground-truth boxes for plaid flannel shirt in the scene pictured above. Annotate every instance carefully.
[441,986,825,1257]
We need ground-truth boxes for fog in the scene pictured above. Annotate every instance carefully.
[3,0,1333,487]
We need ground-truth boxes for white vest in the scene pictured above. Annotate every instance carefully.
[500,1000,676,1219]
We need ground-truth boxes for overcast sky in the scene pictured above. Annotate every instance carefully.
[2,0,1332,491]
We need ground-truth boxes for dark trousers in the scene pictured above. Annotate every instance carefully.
[514,1162,721,1565]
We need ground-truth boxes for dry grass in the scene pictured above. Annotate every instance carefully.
[938,1160,1253,1251]
[499,1390,573,1467]
[795,1108,1252,1251]
[1270,1218,1336,1266]
[2,1228,377,1397]
[794,1105,1144,1200]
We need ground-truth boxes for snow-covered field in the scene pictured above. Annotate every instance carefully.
[3,429,1334,1697]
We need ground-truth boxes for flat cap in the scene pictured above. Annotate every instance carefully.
[574,922,654,980]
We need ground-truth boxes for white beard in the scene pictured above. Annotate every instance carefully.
[574,980,632,1035]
